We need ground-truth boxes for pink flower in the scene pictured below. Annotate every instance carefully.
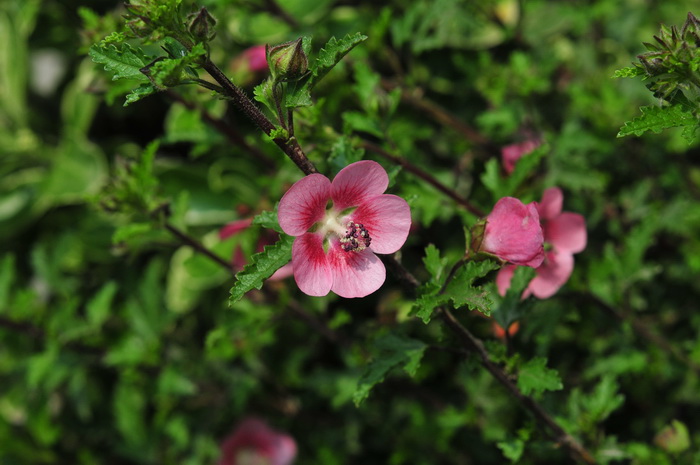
[479,197,545,268]
[219,418,296,465]
[501,139,540,174]
[243,45,268,72]
[278,160,411,298]
[496,187,587,299]
[220,218,294,281]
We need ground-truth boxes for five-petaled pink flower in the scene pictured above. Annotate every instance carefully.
[496,187,586,299]
[501,139,540,174]
[479,197,545,268]
[219,418,297,465]
[278,160,411,298]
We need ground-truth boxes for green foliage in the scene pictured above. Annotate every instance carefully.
[481,145,547,200]
[617,104,698,142]
[516,357,563,397]
[89,41,152,82]
[353,332,427,406]
[229,234,293,304]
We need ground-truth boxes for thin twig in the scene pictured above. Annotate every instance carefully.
[361,140,485,217]
[381,80,495,149]
[261,0,299,28]
[164,222,232,270]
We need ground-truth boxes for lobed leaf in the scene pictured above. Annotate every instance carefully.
[517,357,563,397]
[612,66,646,78]
[229,235,294,304]
[311,32,368,88]
[617,104,698,139]
[353,333,427,406]
[89,42,152,82]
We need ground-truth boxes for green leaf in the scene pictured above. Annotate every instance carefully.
[517,357,563,397]
[310,32,368,89]
[229,234,294,304]
[423,244,448,286]
[253,209,282,233]
[497,438,525,462]
[0,253,15,308]
[86,281,118,328]
[124,83,157,106]
[444,260,499,315]
[328,136,365,174]
[413,290,448,324]
[89,42,151,82]
[612,66,645,78]
[617,104,698,139]
[353,333,427,406]
[481,145,546,199]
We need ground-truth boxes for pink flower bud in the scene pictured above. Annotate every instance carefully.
[219,418,296,465]
[479,197,545,268]
[501,139,540,174]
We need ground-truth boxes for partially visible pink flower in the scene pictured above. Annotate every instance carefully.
[278,160,411,298]
[501,139,540,174]
[496,187,586,299]
[219,418,296,465]
[479,197,545,268]
[243,45,269,72]
[220,218,294,281]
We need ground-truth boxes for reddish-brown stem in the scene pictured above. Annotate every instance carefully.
[200,58,318,175]
[361,140,485,217]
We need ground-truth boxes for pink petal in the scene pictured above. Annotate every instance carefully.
[545,212,587,254]
[348,194,411,254]
[495,265,517,296]
[327,242,386,298]
[331,160,389,210]
[272,435,297,465]
[481,197,545,268]
[291,233,332,296]
[529,251,575,299]
[501,139,539,175]
[219,218,253,239]
[538,187,563,220]
[278,174,331,236]
[243,45,268,72]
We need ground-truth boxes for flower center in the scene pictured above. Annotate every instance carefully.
[339,221,372,252]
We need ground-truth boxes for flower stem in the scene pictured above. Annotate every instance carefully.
[361,140,484,216]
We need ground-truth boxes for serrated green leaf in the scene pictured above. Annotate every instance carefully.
[617,104,697,138]
[497,438,525,462]
[413,288,448,324]
[423,244,448,286]
[89,42,151,82]
[124,83,157,106]
[444,260,499,315]
[229,235,293,303]
[311,32,368,88]
[253,209,282,233]
[612,66,645,78]
[517,357,563,397]
[354,333,426,406]
[112,222,154,244]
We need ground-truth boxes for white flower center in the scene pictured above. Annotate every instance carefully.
[317,211,372,253]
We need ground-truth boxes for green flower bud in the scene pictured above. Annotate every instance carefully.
[188,7,216,43]
[266,38,309,82]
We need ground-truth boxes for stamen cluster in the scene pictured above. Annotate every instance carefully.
[340,221,371,252]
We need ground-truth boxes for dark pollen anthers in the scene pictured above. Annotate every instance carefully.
[340,221,371,252]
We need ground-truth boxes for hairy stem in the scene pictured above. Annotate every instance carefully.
[200,58,318,175]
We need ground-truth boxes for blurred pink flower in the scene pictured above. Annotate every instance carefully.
[220,218,294,281]
[501,139,540,174]
[243,45,268,72]
[479,197,545,268]
[278,160,411,298]
[219,418,296,465]
[496,187,587,299]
